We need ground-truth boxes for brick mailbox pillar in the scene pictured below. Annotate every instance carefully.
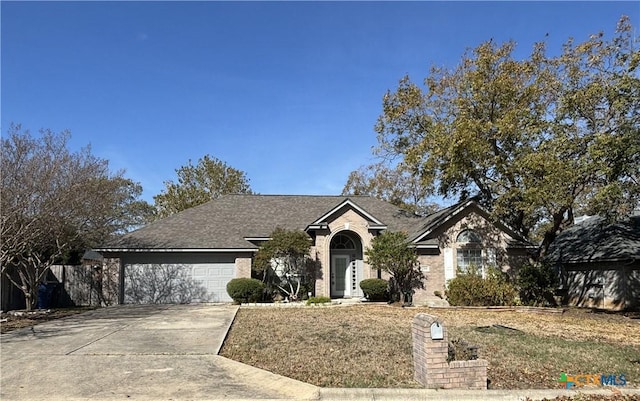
[412,313,488,389]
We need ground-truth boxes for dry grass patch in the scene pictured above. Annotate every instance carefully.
[220,305,640,389]
[0,307,96,334]
[221,306,415,387]
[432,307,640,346]
[527,396,640,401]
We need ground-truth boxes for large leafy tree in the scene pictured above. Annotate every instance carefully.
[1,124,153,310]
[365,231,423,304]
[153,155,252,218]
[342,162,439,216]
[253,227,319,301]
[368,17,639,258]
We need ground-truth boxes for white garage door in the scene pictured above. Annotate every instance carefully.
[191,264,235,302]
[124,263,235,304]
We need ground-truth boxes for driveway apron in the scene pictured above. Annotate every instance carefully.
[1,304,318,400]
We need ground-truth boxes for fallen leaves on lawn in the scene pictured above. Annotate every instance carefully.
[220,305,640,389]
[527,395,640,401]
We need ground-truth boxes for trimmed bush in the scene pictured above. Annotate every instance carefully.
[359,278,389,301]
[448,338,478,362]
[516,262,558,306]
[446,266,517,306]
[226,278,264,304]
[306,296,331,305]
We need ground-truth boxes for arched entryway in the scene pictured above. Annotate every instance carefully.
[329,231,363,298]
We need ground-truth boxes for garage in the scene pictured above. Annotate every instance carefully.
[191,263,235,302]
[121,253,238,304]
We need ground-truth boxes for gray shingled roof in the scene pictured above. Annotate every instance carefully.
[546,213,640,264]
[406,198,532,247]
[405,200,469,241]
[104,195,423,250]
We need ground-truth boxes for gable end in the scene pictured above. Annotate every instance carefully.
[311,199,386,227]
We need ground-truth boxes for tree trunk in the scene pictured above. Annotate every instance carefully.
[14,267,37,311]
[24,293,33,312]
[537,208,569,261]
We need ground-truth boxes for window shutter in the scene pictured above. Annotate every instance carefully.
[485,248,497,278]
[486,248,496,266]
[444,248,454,281]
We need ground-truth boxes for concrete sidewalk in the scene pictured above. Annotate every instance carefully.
[319,387,640,400]
[1,304,638,401]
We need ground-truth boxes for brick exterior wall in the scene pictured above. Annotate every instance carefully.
[412,313,488,389]
[412,205,527,305]
[415,252,446,305]
[235,257,252,278]
[305,203,529,302]
[313,208,377,298]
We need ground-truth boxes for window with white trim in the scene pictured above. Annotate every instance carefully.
[457,229,482,244]
[456,229,484,275]
[456,248,483,273]
[331,234,356,250]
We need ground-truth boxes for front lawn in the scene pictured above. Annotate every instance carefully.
[219,305,640,389]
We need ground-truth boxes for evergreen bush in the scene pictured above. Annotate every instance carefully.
[446,265,516,306]
[306,296,331,305]
[226,278,265,304]
[359,278,389,301]
[516,262,557,306]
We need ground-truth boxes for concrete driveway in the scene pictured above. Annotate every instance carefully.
[0,304,318,401]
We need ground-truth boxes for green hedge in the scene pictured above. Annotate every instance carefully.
[360,278,389,301]
[516,262,558,306]
[226,278,265,304]
[446,266,516,306]
[306,296,331,305]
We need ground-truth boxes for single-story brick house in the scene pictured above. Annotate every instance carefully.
[546,213,640,310]
[97,195,533,304]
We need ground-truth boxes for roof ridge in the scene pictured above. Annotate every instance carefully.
[221,194,348,198]
[220,194,393,197]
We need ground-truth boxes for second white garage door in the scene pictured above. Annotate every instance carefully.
[191,263,235,302]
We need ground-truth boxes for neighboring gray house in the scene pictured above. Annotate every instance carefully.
[97,195,532,304]
[546,213,640,310]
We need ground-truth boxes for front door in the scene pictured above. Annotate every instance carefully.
[331,254,350,298]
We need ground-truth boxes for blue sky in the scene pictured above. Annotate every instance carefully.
[2,1,638,204]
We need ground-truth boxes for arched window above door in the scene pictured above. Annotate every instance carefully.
[330,233,356,250]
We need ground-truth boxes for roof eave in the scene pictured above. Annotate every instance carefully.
[410,244,439,249]
[411,199,476,243]
[95,247,258,253]
[557,257,639,264]
[368,224,388,230]
[306,223,329,231]
[411,200,532,246]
